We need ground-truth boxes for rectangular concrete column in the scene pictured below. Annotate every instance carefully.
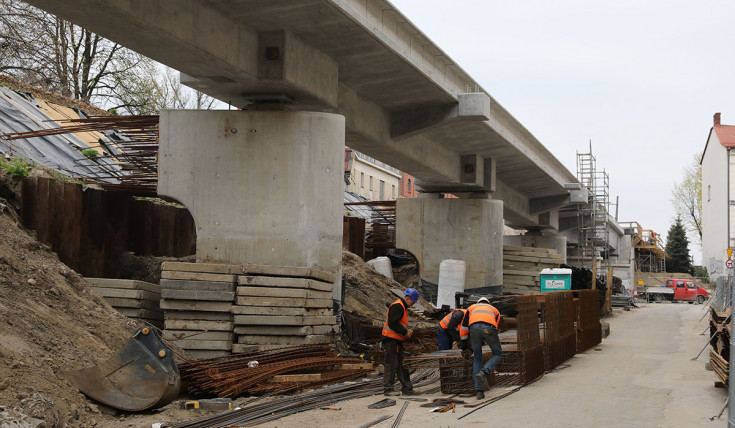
[396,198,504,290]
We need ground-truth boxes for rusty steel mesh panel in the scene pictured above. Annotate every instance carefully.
[439,354,494,394]
[515,295,541,350]
[558,291,576,336]
[543,332,577,370]
[495,344,544,386]
[538,292,562,342]
[574,290,602,353]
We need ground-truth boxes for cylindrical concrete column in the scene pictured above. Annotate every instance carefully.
[158,110,345,276]
[396,198,503,291]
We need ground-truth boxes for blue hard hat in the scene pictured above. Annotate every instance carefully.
[404,288,419,302]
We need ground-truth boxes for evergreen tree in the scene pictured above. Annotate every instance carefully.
[665,216,693,274]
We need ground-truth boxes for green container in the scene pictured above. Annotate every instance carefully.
[540,268,571,292]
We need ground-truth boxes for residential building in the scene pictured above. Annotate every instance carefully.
[701,112,735,280]
[345,148,401,201]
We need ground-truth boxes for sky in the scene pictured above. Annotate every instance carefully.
[390,0,735,263]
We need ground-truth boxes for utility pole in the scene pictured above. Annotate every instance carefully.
[727,249,734,428]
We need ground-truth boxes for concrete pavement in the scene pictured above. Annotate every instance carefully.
[276,302,727,427]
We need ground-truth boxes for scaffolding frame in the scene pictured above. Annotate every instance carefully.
[576,146,610,267]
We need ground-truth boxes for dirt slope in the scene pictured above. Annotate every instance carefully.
[0,192,138,426]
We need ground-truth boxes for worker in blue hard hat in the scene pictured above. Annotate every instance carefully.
[381,287,419,396]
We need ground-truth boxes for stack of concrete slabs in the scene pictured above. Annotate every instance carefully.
[86,278,163,329]
[160,262,236,359]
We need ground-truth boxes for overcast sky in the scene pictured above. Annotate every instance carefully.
[390,0,735,263]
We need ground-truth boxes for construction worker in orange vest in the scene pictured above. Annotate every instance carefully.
[381,287,419,396]
[459,297,502,400]
[437,308,466,350]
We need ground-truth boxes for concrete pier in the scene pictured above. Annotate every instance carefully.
[396,197,504,290]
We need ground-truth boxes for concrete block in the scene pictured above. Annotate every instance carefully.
[85,278,160,293]
[236,334,331,345]
[231,344,260,354]
[160,279,236,292]
[234,325,334,336]
[240,265,335,284]
[91,287,160,301]
[185,350,232,359]
[160,299,232,312]
[233,315,336,326]
[235,296,332,308]
[163,330,234,341]
[164,319,234,331]
[237,275,333,292]
[105,297,160,310]
[161,270,236,283]
[117,307,163,320]
[231,306,331,317]
[164,311,232,321]
[235,286,331,300]
[168,339,232,351]
[458,92,491,120]
[161,289,235,302]
[162,261,240,274]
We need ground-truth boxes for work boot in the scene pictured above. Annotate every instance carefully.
[401,389,416,396]
[475,370,490,391]
[476,391,485,400]
[384,390,401,397]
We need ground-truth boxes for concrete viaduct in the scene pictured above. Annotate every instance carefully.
[25,0,582,292]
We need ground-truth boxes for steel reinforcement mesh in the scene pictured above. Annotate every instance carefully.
[439,354,495,394]
[495,344,544,386]
[514,295,541,350]
[574,289,602,352]
[543,332,577,370]
[537,292,562,342]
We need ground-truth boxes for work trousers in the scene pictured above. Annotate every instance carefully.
[469,322,503,391]
[382,338,413,392]
[437,326,456,351]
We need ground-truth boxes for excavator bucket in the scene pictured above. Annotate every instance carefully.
[65,326,180,412]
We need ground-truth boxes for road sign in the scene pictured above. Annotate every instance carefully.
[727,259,734,269]
[728,248,733,260]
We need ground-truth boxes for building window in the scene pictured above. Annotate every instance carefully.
[360,172,364,188]
[392,185,395,199]
[369,176,373,191]
[407,179,412,193]
[708,184,711,202]
[379,180,385,200]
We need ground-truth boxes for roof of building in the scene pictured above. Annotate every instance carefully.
[714,124,735,148]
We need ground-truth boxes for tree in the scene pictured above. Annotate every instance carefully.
[0,0,219,113]
[665,216,693,274]
[671,152,702,243]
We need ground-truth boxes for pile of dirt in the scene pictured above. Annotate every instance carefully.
[0,189,140,426]
[341,250,432,325]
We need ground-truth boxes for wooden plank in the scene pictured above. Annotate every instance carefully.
[160,279,235,292]
[503,269,542,277]
[268,374,322,383]
[234,296,332,308]
[164,319,234,331]
[233,315,336,326]
[232,306,332,317]
[237,275,333,292]
[339,363,374,370]
[160,299,232,312]
[161,271,236,283]
[236,286,332,300]
[161,289,235,302]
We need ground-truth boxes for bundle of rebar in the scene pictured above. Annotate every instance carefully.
[164,369,439,428]
[2,115,160,193]
[179,345,370,398]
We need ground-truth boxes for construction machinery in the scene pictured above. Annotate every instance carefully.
[65,326,180,411]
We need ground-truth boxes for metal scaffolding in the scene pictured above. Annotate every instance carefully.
[575,146,610,266]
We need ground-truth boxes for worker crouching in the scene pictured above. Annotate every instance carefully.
[437,308,466,350]
[460,297,502,400]
[382,288,419,396]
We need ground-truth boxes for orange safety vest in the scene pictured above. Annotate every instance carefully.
[459,302,500,338]
[382,299,409,341]
[439,308,466,330]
